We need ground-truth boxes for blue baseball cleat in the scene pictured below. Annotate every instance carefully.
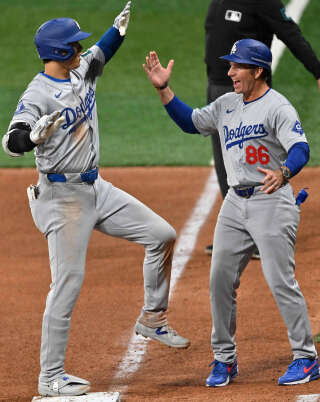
[206,359,238,387]
[278,358,320,385]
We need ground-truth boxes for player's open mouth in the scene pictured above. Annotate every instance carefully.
[233,80,241,89]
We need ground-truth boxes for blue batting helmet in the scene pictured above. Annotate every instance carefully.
[220,39,272,70]
[34,18,91,61]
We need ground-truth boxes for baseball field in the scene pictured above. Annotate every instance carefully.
[1,0,320,401]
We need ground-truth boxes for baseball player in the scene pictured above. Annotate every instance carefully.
[142,40,320,386]
[2,2,190,397]
[204,0,320,258]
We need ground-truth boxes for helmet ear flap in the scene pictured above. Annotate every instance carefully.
[52,46,75,60]
[35,42,75,62]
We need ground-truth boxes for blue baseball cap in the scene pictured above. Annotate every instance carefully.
[220,39,272,70]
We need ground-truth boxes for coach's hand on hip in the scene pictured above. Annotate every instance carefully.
[258,166,286,194]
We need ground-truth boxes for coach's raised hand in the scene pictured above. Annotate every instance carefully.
[143,51,175,104]
[143,51,174,89]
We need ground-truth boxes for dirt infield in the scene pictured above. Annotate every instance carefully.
[0,167,319,402]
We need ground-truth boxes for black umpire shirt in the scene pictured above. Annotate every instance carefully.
[205,0,320,85]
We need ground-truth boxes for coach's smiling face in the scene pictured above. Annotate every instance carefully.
[228,62,265,102]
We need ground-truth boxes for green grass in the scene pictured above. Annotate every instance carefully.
[0,0,319,167]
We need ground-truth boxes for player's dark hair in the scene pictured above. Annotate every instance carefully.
[260,68,271,82]
[248,65,270,82]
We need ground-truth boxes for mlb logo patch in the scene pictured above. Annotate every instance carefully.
[225,10,242,23]
[292,120,304,135]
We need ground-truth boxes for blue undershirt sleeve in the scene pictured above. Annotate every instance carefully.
[96,26,124,64]
[164,95,199,134]
[284,142,310,176]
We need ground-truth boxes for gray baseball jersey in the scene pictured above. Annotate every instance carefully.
[192,88,308,187]
[191,88,316,364]
[10,45,103,173]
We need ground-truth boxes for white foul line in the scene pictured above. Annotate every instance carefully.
[110,169,219,394]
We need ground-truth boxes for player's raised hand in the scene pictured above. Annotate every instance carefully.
[113,1,131,36]
[257,166,284,194]
[143,51,174,89]
[30,111,66,145]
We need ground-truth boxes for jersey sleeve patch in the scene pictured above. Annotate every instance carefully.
[14,101,25,115]
[81,49,92,58]
[280,7,293,22]
[292,120,304,135]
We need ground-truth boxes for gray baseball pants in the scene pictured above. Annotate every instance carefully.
[210,184,317,363]
[28,174,176,382]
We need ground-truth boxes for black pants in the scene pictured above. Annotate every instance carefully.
[207,82,234,199]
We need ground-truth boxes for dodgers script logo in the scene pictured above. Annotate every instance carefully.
[60,87,96,134]
[224,121,269,149]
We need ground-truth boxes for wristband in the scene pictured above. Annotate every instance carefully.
[155,82,168,90]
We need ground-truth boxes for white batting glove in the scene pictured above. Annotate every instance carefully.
[30,111,65,145]
[113,1,131,36]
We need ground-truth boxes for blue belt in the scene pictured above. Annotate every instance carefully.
[47,167,99,184]
[233,186,255,198]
